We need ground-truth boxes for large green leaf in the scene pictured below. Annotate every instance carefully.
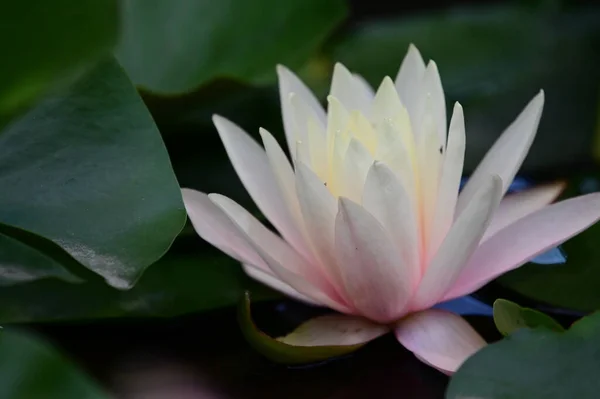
[116,0,347,93]
[331,5,600,173]
[0,230,80,286]
[498,174,600,312]
[446,312,600,399]
[0,241,279,324]
[0,0,119,120]
[0,58,186,289]
[0,329,110,399]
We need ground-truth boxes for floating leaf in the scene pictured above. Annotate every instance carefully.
[493,299,564,336]
[0,0,119,120]
[0,58,186,289]
[0,227,79,286]
[238,292,372,364]
[0,329,110,399]
[446,312,600,399]
[0,244,279,324]
[116,0,347,93]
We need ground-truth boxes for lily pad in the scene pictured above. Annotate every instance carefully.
[0,241,279,324]
[0,0,119,120]
[0,328,110,399]
[446,312,600,399]
[238,292,368,365]
[493,299,564,336]
[0,58,186,289]
[0,228,79,286]
[116,0,347,93]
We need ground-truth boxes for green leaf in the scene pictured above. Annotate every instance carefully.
[446,312,600,399]
[0,245,279,323]
[238,292,365,365]
[0,329,110,399]
[116,0,347,93]
[0,58,186,289]
[0,230,80,286]
[0,0,119,120]
[331,5,600,173]
[493,299,564,336]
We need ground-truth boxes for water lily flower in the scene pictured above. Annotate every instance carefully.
[182,45,600,374]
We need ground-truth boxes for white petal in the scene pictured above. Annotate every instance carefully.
[395,309,486,374]
[375,119,417,200]
[372,76,415,154]
[212,115,303,252]
[259,127,313,261]
[429,103,466,255]
[422,61,447,147]
[289,94,328,175]
[209,194,349,313]
[295,163,345,294]
[209,194,307,276]
[482,181,565,242]
[413,176,502,310]
[417,104,444,249]
[278,314,388,346]
[456,91,545,216]
[242,264,320,306]
[362,162,420,286]
[277,65,326,157]
[447,193,600,300]
[325,96,351,196]
[330,63,372,116]
[248,246,352,314]
[395,44,426,124]
[341,139,373,203]
[335,197,411,323]
[181,188,266,270]
[353,73,375,99]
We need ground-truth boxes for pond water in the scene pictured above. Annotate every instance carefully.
[33,300,506,399]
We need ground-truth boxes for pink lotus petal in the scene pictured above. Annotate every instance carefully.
[412,176,502,310]
[446,192,600,300]
[362,161,420,287]
[429,103,466,255]
[482,181,565,242]
[335,197,412,323]
[259,127,314,261]
[212,115,304,253]
[279,314,389,346]
[209,194,350,313]
[242,264,320,306]
[295,164,346,295]
[208,194,313,279]
[181,188,267,271]
[394,309,486,374]
[457,91,544,216]
[277,65,326,157]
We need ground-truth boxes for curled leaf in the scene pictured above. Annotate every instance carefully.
[238,292,386,364]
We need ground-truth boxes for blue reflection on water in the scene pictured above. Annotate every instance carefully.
[460,176,566,265]
[434,295,493,316]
